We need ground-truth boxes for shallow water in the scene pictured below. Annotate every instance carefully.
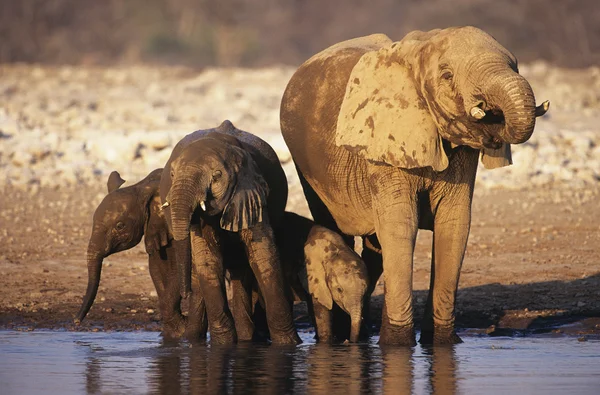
[0,331,599,395]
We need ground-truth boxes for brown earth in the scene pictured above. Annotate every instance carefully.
[1,183,599,339]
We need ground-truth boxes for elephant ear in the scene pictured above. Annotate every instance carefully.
[107,171,126,193]
[303,250,333,310]
[335,43,448,171]
[220,149,269,232]
[481,143,512,169]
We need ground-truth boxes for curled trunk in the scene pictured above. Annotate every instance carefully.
[484,71,537,144]
[74,252,104,323]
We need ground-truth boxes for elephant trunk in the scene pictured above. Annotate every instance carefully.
[349,309,363,343]
[170,178,202,299]
[481,70,537,145]
[74,251,104,324]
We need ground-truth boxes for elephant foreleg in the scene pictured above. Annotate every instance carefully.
[240,221,300,345]
[185,264,208,342]
[228,266,256,342]
[149,249,185,339]
[371,173,419,346]
[312,301,333,343]
[420,200,471,344]
[191,224,237,344]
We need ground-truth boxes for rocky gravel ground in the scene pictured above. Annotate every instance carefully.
[0,63,599,337]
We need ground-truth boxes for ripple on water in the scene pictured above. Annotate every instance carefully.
[0,331,599,394]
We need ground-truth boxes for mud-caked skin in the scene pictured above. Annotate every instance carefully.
[280,27,550,345]
[275,212,369,343]
[74,169,208,341]
[160,120,300,345]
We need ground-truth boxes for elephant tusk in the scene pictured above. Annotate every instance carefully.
[200,201,206,211]
[535,100,550,117]
[160,201,170,210]
[470,106,486,120]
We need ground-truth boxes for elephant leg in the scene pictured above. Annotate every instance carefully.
[371,175,419,346]
[361,234,383,339]
[240,221,300,345]
[185,263,208,342]
[312,301,333,343]
[149,249,185,339]
[420,200,471,345]
[191,224,237,344]
[228,265,256,342]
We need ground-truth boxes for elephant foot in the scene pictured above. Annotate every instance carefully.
[270,330,302,345]
[379,321,416,347]
[162,315,187,340]
[209,328,237,345]
[419,325,463,345]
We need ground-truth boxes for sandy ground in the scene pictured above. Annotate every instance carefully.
[1,184,599,337]
[0,63,599,339]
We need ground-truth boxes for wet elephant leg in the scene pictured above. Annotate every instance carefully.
[420,201,470,345]
[240,221,300,345]
[228,265,256,342]
[185,264,208,342]
[191,224,237,344]
[149,248,185,339]
[361,234,383,340]
[312,301,333,343]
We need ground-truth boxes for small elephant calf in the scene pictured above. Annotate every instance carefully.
[74,169,207,340]
[277,212,369,343]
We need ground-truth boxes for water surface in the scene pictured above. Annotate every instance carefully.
[0,331,598,394]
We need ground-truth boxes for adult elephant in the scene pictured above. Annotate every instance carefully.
[280,27,549,345]
[160,120,299,345]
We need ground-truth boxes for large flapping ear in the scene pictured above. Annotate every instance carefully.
[304,251,334,310]
[107,171,126,193]
[220,148,269,232]
[335,41,448,171]
[481,143,512,169]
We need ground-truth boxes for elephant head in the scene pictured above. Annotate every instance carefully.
[304,226,369,343]
[74,169,167,324]
[336,26,549,171]
[162,133,269,298]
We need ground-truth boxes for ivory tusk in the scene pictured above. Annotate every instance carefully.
[470,106,486,120]
[160,201,170,209]
[535,100,550,117]
[200,201,206,211]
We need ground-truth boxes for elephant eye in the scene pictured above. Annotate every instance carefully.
[212,170,222,182]
[116,222,125,231]
[441,70,453,80]
[337,287,343,293]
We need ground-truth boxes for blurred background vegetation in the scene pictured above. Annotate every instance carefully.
[0,0,597,68]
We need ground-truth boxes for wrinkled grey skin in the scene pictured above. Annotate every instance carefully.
[160,120,300,345]
[74,169,208,341]
[278,212,369,343]
[280,27,549,345]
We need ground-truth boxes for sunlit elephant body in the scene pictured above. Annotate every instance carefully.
[160,120,299,344]
[280,27,549,345]
[74,169,208,341]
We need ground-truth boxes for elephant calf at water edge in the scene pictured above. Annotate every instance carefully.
[74,169,208,341]
[159,120,300,345]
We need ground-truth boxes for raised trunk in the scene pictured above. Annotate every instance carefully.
[74,252,104,323]
[484,71,537,144]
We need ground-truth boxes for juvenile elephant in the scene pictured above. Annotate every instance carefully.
[74,169,208,341]
[280,27,550,345]
[160,120,299,345]
[278,212,369,343]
